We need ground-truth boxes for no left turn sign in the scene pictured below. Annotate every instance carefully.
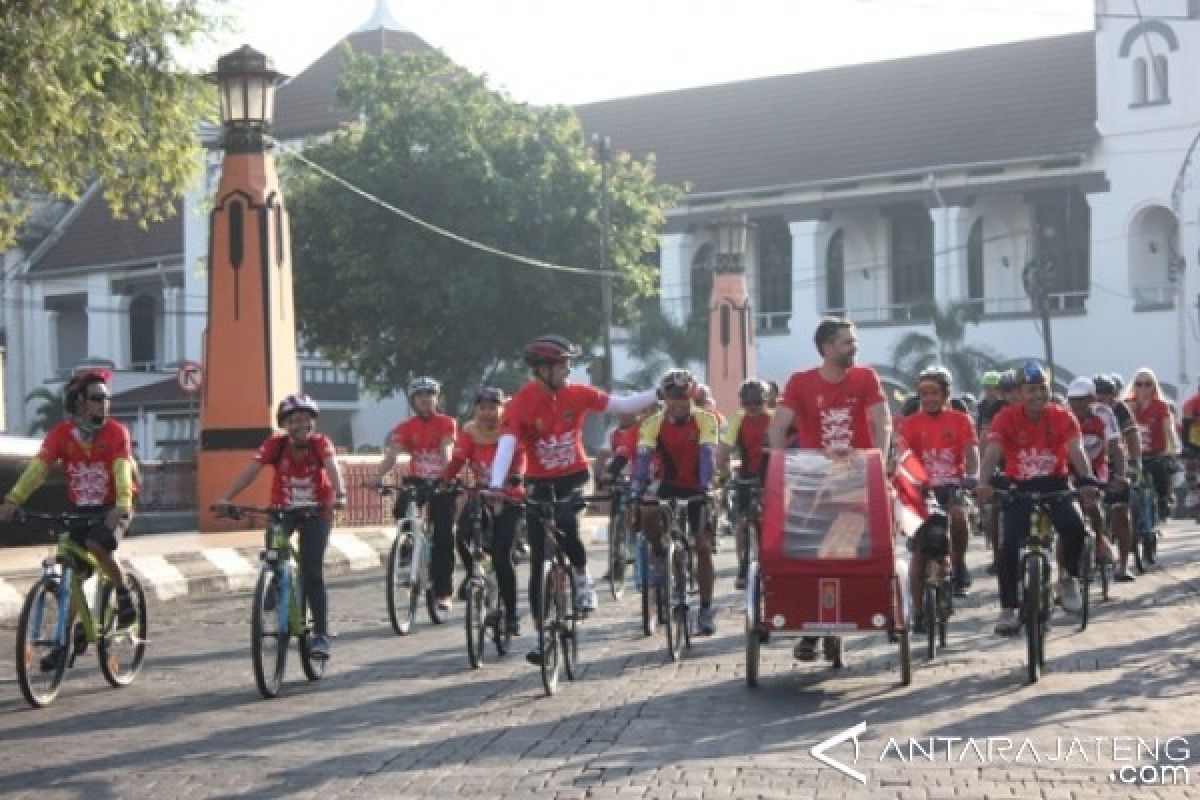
[177,360,204,393]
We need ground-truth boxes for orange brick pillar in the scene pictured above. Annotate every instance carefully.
[196,47,297,531]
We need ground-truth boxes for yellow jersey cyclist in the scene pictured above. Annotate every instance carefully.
[633,369,721,635]
[716,379,773,590]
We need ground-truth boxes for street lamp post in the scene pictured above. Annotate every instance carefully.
[593,133,613,391]
[1023,224,1056,377]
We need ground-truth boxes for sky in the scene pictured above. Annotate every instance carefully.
[197,0,1095,106]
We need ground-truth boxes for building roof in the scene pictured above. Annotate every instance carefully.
[30,190,183,274]
[574,32,1098,199]
[272,27,436,141]
[112,377,192,410]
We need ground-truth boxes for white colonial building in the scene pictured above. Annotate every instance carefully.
[4,0,1199,455]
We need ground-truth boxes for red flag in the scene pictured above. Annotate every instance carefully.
[892,450,930,538]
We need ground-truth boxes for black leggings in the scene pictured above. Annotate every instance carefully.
[278,511,332,637]
[526,472,589,622]
[453,500,521,621]
[996,478,1085,609]
[428,491,458,597]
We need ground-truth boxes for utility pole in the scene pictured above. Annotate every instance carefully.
[593,133,613,391]
[1023,250,1055,377]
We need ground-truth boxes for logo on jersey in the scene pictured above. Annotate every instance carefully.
[66,462,110,506]
[534,432,576,471]
[820,408,854,449]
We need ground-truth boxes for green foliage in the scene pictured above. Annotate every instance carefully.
[0,0,225,250]
[622,299,707,390]
[286,50,680,412]
[888,300,1003,396]
[25,387,64,435]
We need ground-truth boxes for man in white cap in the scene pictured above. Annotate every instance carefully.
[1066,376,1123,573]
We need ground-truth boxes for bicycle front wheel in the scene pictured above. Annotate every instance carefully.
[15,576,67,708]
[251,568,288,699]
[561,568,580,682]
[466,581,486,669]
[924,582,938,660]
[98,574,148,688]
[1078,535,1094,631]
[538,565,561,696]
[1023,556,1041,684]
[674,544,691,653]
[386,531,417,635]
[664,542,681,662]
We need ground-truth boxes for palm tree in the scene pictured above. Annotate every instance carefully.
[622,299,707,390]
[888,300,1003,396]
[25,386,64,435]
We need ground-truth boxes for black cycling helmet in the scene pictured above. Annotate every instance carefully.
[738,379,767,406]
[1092,374,1117,396]
[997,369,1018,391]
[475,386,506,405]
[523,334,582,366]
[916,365,952,392]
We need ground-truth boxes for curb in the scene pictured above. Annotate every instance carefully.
[0,520,607,624]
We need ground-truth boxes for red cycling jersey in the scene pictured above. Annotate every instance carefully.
[254,433,337,507]
[721,409,772,478]
[388,414,457,479]
[37,419,133,506]
[780,366,885,449]
[443,423,526,497]
[897,409,978,486]
[611,425,639,462]
[1132,397,1172,455]
[502,382,608,479]
[987,403,1081,481]
[1075,411,1112,482]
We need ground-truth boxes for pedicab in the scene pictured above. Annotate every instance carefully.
[744,448,912,687]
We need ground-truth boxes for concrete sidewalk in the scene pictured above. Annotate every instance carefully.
[0,517,609,622]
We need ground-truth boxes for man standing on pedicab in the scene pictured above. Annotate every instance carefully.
[767,317,892,663]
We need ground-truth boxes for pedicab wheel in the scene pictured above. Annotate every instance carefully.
[745,562,762,688]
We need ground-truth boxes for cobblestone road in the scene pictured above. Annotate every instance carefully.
[1,526,1199,799]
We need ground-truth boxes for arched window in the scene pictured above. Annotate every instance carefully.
[756,216,792,333]
[1153,54,1169,102]
[888,203,933,313]
[967,218,984,308]
[825,230,845,313]
[690,243,714,324]
[1133,57,1148,104]
[129,294,157,368]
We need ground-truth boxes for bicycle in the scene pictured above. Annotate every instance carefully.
[994,487,1084,683]
[729,477,763,588]
[604,477,634,600]
[13,510,148,708]
[655,494,710,661]
[374,478,449,635]
[458,486,511,668]
[521,489,601,696]
[910,493,954,660]
[214,504,329,699]
[1132,461,1163,572]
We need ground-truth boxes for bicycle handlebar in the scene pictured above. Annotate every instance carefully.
[210,504,327,520]
[12,509,110,525]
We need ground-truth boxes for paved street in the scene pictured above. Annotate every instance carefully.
[1,525,1199,800]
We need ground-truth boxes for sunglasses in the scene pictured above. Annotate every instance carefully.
[1134,381,1154,388]
[86,394,110,402]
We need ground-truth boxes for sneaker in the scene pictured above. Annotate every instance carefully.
[116,590,137,628]
[734,563,748,590]
[993,608,1020,636]
[793,637,819,661]
[1059,577,1082,614]
[39,646,66,673]
[1114,569,1136,583]
[436,596,453,614]
[697,606,717,636]
[574,572,598,612]
[309,634,331,660]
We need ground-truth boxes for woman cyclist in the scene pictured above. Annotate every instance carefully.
[214,393,347,659]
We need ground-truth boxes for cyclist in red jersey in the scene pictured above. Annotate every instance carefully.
[1180,379,1200,515]
[1126,367,1180,520]
[717,379,773,589]
[0,369,139,669]
[441,387,525,634]
[376,376,459,612]
[895,366,980,613]
[488,334,656,665]
[767,317,892,662]
[1066,377,1123,569]
[215,393,346,658]
[976,362,1099,635]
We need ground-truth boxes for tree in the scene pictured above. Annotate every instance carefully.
[622,300,707,390]
[25,387,64,436]
[888,300,1003,396]
[0,1,224,250]
[286,51,680,411]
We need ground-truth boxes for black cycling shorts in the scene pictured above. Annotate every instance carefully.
[66,506,127,553]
